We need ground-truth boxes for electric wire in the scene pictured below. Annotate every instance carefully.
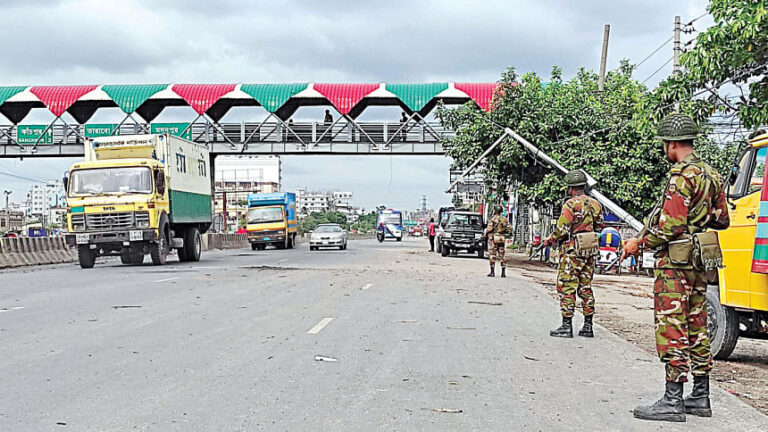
[635,36,674,69]
[0,170,47,183]
[641,56,674,84]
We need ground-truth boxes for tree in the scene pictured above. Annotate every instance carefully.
[681,0,768,129]
[437,61,739,218]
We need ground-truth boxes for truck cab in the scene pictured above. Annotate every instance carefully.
[710,130,768,358]
[438,211,486,258]
[246,193,297,250]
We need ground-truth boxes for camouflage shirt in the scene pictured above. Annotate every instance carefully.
[640,152,730,264]
[486,214,511,236]
[550,194,605,249]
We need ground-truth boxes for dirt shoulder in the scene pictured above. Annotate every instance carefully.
[505,253,768,416]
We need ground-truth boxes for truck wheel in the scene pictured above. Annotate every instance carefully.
[287,234,295,249]
[441,246,450,257]
[78,245,96,269]
[436,241,442,254]
[178,228,189,262]
[130,253,144,265]
[151,224,169,265]
[256,244,266,250]
[707,285,740,360]
[182,228,201,262]
[251,243,258,251]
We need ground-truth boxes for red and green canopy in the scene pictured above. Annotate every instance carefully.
[30,85,98,117]
[385,83,448,112]
[455,82,499,112]
[102,84,168,114]
[240,83,308,113]
[172,84,237,115]
[313,83,380,115]
[0,86,26,106]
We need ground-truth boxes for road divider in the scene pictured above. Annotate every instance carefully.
[201,233,249,251]
[0,237,76,269]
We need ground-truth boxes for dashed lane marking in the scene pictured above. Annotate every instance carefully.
[307,317,334,334]
[154,277,180,283]
[0,306,25,314]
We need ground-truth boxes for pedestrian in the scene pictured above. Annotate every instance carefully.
[485,206,511,277]
[623,113,730,422]
[399,112,408,142]
[428,218,436,251]
[324,109,333,125]
[545,169,604,338]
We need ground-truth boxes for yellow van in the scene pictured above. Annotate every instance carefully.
[711,130,768,358]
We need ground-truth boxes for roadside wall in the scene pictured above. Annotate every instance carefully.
[201,233,249,251]
[0,237,76,269]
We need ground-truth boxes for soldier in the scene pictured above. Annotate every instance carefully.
[623,114,730,422]
[485,206,511,278]
[545,169,604,338]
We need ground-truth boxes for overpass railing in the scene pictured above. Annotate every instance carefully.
[0,121,454,157]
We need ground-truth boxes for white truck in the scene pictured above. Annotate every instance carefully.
[64,134,213,268]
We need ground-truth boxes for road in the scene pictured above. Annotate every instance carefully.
[0,238,765,431]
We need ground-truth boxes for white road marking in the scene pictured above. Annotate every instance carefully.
[307,317,334,334]
[154,277,179,283]
[361,283,373,290]
[278,259,288,263]
[0,306,25,314]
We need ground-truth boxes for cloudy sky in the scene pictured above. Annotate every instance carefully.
[0,0,709,210]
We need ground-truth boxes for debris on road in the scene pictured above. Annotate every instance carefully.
[111,305,142,309]
[523,355,540,361]
[314,355,338,362]
[394,319,419,324]
[432,408,463,414]
[468,301,503,306]
[447,326,476,330]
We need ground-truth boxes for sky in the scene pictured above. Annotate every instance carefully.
[0,0,710,210]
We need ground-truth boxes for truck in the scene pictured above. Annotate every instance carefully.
[438,210,486,258]
[376,209,403,242]
[64,134,212,268]
[246,192,297,250]
[709,130,768,359]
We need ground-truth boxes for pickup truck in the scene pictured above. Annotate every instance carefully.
[439,211,486,258]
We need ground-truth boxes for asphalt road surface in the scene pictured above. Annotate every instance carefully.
[1,238,766,431]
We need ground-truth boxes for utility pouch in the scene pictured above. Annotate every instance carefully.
[574,232,599,257]
[692,231,723,271]
[492,233,506,244]
[667,237,693,266]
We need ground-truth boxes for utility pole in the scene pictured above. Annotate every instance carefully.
[598,24,611,92]
[673,15,682,74]
[3,190,10,210]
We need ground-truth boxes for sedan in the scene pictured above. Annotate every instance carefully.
[310,224,348,250]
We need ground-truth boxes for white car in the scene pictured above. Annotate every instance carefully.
[310,224,348,250]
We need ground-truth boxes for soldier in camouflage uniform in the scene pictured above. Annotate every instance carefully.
[485,206,511,278]
[545,169,605,338]
[624,114,730,422]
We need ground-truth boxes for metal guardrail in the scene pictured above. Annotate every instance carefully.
[0,121,454,157]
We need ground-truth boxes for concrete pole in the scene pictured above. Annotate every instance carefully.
[673,16,681,74]
[598,24,611,92]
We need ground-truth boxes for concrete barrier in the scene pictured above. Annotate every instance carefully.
[201,233,249,251]
[0,237,76,269]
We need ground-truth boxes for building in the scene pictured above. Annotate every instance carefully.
[213,155,281,229]
[0,209,24,232]
[25,181,65,226]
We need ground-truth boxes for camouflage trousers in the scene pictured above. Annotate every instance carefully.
[653,268,712,383]
[556,253,595,318]
[488,241,506,268]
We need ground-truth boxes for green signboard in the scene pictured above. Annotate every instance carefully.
[151,123,192,140]
[16,125,53,144]
[84,124,120,138]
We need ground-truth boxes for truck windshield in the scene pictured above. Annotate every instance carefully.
[248,207,284,224]
[448,214,483,228]
[69,167,152,196]
[380,214,402,224]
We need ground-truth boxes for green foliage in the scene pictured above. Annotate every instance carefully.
[351,211,378,233]
[681,0,768,129]
[298,211,349,235]
[437,61,741,218]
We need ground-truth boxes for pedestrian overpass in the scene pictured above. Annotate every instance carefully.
[0,82,498,158]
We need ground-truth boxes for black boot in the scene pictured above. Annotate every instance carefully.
[500,268,506,278]
[549,317,573,338]
[633,381,686,422]
[487,265,495,277]
[578,315,594,338]
[684,376,712,417]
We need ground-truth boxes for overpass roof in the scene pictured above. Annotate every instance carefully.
[0,82,499,123]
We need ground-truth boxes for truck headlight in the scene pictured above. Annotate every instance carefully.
[71,214,85,231]
[443,232,451,238]
[135,212,150,228]
[475,233,483,239]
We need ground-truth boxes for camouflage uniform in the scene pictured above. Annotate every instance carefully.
[640,152,730,383]
[486,214,511,268]
[550,194,605,318]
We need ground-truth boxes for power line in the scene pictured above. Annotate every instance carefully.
[642,56,674,84]
[635,36,673,69]
[0,170,47,183]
